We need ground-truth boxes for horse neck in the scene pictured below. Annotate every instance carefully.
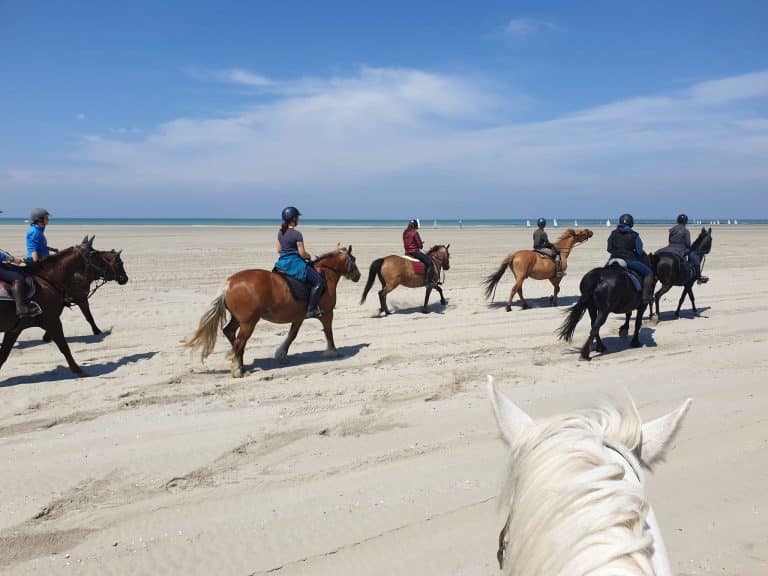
[37,251,84,285]
[315,255,343,284]
[429,249,444,269]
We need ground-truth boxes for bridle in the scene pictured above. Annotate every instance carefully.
[314,249,355,276]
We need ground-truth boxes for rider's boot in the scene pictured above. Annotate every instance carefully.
[641,274,654,305]
[555,256,565,278]
[305,285,324,319]
[424,263,435,288]
[697,275,709,284]
[12,280,30,317]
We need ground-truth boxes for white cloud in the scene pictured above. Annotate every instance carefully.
[4,67,768,216]
[503,18,558,39]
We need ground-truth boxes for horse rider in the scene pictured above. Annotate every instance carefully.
[403,219,434,287]
[274,206,326,318]
[662,214,709,284]
[533,218,564,278]
[26,208,59,262]
[607,213,654,304]
[0,248,32,317]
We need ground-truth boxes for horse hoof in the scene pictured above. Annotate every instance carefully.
[505,305,512,312]
[630,340,642,348]
[275,348,288,364]
[93,330,102,336]
[75,370,88,378]
[674,312,680,319]
[324,349,341,359]
[580,355,592,362]
[231,368,244,378]
[596,345,607,354]
[42,334,52,343]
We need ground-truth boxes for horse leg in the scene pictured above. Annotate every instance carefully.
[435,284,446,306]
[653,284,672,323]
[619,312,630,338]
[78,298,102,335]
[46,320,86,377]
[0,329,21,372]
[631,305,646,347]
[275,320,303,363]
[506,278,525,312]
[588,304,607,353]
[549,278,561,307]
[422,284,433,313]
[320,311,340,358]
[231,319,257,378]
[581,309,608,361]
[674,287,688,318]
[378,284,393,315]
[689,286,699,316]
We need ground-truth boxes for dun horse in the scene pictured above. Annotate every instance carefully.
[186,247,360,378]
[488,375,692,576]
[650,227,712,321]
[360,244,450,314]
[0,243,113,377]
[483,229,593,311]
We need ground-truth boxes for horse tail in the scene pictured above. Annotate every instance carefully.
[558,270,599,342]
[482,255,513,300]
[185,285,229,360]
[361,258,384,304]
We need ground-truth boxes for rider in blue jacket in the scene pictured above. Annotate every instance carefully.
[607,213,654,304]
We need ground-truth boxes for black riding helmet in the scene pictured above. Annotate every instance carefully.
[619,213,634,228]
[677,213,688,225]
[537,217,546,228]
[281,206,301,223]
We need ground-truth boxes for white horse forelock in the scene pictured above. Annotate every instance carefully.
[497,403,659,576]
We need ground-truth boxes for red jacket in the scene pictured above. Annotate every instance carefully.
[403,229,423,254]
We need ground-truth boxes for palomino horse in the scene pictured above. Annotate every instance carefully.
[558,263,649,360]
[186,247,361,378]
[483,229,593,311]
[649,227,712,322]
[360,244,450,314]
[42,236,128,341]
[0,243,113,377]
[488,375,692,576]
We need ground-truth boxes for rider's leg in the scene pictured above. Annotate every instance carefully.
[627,259,654,304]
[11,280,30,317]
[688,252,708,283]
[410,251,434,287]
[554,249,565,278]
[304,265,326,318]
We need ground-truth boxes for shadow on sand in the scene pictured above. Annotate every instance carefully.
[0,351,157,388]
[15,328,114,350]
[250,342,370,371]
[488,295,580,310]
[563,326,657,360]
[653,306,711,322]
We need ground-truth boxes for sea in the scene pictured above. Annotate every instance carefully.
[0,218,765,228]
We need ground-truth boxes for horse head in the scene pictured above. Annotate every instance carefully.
[428,244,450,270]
[316,246,361,282]
[488,375,691,574]
[97,249,129,285]
[693,227,713,255]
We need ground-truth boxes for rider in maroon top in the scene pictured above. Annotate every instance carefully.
[402,219,434,286]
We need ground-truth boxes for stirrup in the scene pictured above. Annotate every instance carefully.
[17,301,42,318]
[697,276,709,284]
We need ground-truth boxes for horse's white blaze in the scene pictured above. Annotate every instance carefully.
[488,376,691,575]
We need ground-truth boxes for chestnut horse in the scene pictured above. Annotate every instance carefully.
[483,229,593,311]
[186,247,361,378]
[0,243,112,377]
[360,244,451,314]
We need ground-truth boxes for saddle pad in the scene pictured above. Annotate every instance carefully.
[0,280,36,301]
[273,269,310,301]
[534,249,556,259]
[625,270,642,292]
[409,260,425,275]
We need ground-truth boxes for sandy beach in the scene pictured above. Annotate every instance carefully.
[0,223,766,575]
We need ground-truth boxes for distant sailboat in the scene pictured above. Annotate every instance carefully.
[727,219,732,225]
[734,219,739,225]
[433,219,437,228]
[717,219,721,225]
[574,220,578,227]
[553,218,559,227]
[526,219,531,227]
[606,219,611,227]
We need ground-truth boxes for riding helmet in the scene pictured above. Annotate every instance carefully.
[537,217,546,228]
[619,213,634,227]
[281,206,301,222]
[677,213,688,225]
[409,219,419,229]
[31,208,50,222]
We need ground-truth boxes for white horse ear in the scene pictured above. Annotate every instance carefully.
[640,398,692,467]
[487,376,533,448]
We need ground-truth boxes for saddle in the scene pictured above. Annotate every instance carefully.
[0,279,43,316]
[606,258,642,292]
[657,251,698,282]
[403,255,426,275]
[273,269,311,301]
[534,249,557,260]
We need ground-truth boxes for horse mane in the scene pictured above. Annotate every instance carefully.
[312,248,344,265]
[555,229,576,242]
[426,244,443,255]
[498,402,655,575]
[691,228,708,251]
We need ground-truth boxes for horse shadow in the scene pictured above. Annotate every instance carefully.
[488,295,580,309]
[654,305,711,322]
[389,301,448,315]
[0,351,158,388]
[15,328,113,350]
[250,342,370,371]
[565,326,657,359]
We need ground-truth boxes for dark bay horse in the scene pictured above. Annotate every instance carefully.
[483,229,593,311]
[0,244,112,377]
[42,236,128,340]
[360,244,451,314]
[186,247,361,378]
[558,265,648,361]
[649,227,712,321]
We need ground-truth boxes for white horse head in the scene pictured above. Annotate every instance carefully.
[487,376,691,576]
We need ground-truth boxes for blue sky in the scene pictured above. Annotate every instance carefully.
[1,1,767,218]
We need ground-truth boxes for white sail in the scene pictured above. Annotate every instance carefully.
[526,219,531,227]
[553,218,559,227]
[574,220,578,227]
[606,219,611,227]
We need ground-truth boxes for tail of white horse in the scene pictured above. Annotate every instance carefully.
[185,285,228,361]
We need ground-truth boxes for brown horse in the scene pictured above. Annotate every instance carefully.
[483,229,593,311]
[0,243,112,377]
[186,247,361,378]
[42,236,128,341]
[360,244,451,314]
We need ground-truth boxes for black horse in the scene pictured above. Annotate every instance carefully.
[649,227,712,321]
[558,265,648,360]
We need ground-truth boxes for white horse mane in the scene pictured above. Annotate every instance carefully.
[488,376,691,576]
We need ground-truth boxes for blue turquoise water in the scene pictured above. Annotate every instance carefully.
[0,217,765,227]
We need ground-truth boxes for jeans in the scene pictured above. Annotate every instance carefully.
[305,264,326,290]
[626,258,652,277]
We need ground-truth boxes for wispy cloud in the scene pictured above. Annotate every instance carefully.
[503,18,559,39]
[5,67,768,216]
